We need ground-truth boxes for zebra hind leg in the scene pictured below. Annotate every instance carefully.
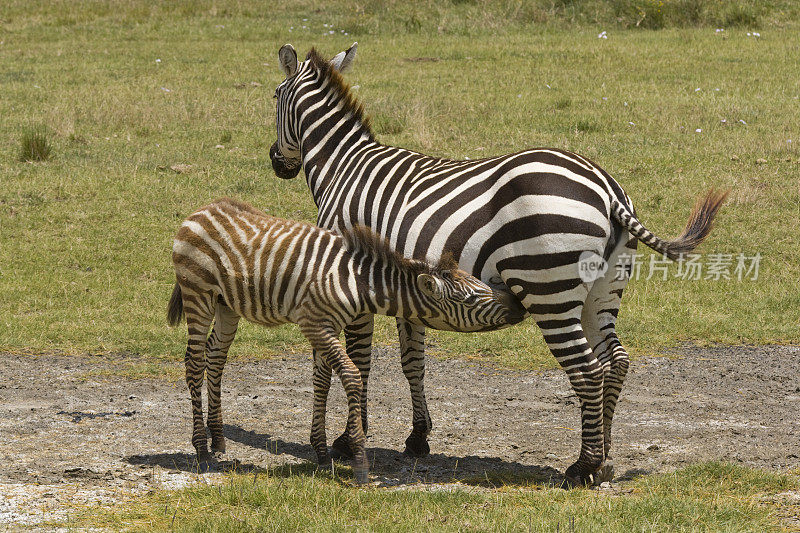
[581,239,635,485]
[204,302,240,458]
[310,350,334,468]
[182,291,215,465]
[397,319,431,457]
[331,314,374,460]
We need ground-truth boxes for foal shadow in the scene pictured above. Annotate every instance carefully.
[223,423,563,487]
[125,424,564,487]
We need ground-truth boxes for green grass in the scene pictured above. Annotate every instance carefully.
[18,125,54,162]
[1,1,799,369]
[60,462,799,531]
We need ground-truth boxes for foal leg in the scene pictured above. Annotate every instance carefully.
[205,303,240,457]
[310,349,334,467]
[397,319,431,457]
[182,291,215,463]
[302,321,369,484]
[331,313,374,460]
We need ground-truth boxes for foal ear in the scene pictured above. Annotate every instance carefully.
[278,43,298,78]
[329,42,358,73]
[417,273,444,300]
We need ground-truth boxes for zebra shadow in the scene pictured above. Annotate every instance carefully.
[124,451,265,474]
[223,423,564,488]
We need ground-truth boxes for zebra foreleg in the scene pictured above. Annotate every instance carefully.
[397,319,431,457]
[303,322,369,484]
[331,313,374,460]
[534,311,606,488]
[204,303,240,458]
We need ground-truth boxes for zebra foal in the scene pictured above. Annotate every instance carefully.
[167,198,524,483]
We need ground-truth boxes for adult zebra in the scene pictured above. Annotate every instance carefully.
[269,43,726,486]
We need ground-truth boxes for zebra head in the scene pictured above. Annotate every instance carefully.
[270,42,359,180]
[416,269,527,332]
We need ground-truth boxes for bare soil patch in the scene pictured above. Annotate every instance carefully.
[1,344,798,525]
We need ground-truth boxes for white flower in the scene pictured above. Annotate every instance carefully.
[598,31,608,39]
[695,88,701,92]
[695,128,702,133]
[715,28,724,33]
[628,122,635,126]
[161,87,171,92]
[739,119,747,125]
[155,58,161,63]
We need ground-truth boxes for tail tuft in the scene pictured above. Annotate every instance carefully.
[612,189,729,261]
[662,189,729,260]
[167,282,184,326]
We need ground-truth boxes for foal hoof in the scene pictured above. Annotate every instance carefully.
[403,435,430,458]
[330,435,354,460]
[352,466,369,485]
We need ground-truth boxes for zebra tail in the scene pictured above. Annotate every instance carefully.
[167,282,184,326]
[610,189,729,261]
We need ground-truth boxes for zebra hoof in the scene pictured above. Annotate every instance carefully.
[330,435,354,460]
[211,449,226,461]
[592,459,615,486]
[352,465,369,485]
[562,464,593,489]
[403,435,430,458]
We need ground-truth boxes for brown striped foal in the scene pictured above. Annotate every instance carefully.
[167,198,524,483]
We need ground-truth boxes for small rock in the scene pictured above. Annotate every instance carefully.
[169,164,193,174]
[545,453,558,460]
[214,144,225,149]
[730,155,739,161]
[647,444,660,451]
[756,158,767,164]
[599,481,612,489]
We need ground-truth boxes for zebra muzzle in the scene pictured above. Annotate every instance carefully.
[269,142,302,179]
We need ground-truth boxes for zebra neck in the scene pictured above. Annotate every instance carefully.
[356,256,424,320]
[302,132,378,200]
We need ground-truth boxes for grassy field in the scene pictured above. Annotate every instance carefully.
[1,1,798,367]
[61,462,799,531]
[2,1,800,529]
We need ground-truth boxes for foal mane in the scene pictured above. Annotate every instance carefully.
[341,225,460,277]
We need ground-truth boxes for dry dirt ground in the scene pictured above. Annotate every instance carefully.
[1,344,799,526]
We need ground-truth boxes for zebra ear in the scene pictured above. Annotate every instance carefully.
[417,273,444,301]
[330,42,357,73]
[278,44,298,78]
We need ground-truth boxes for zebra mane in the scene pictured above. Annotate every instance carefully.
[341,225,460,277]
[306,48,374,140]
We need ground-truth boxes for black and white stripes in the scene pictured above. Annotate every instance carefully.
[168,198,523,482]
[269,43,726,486]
